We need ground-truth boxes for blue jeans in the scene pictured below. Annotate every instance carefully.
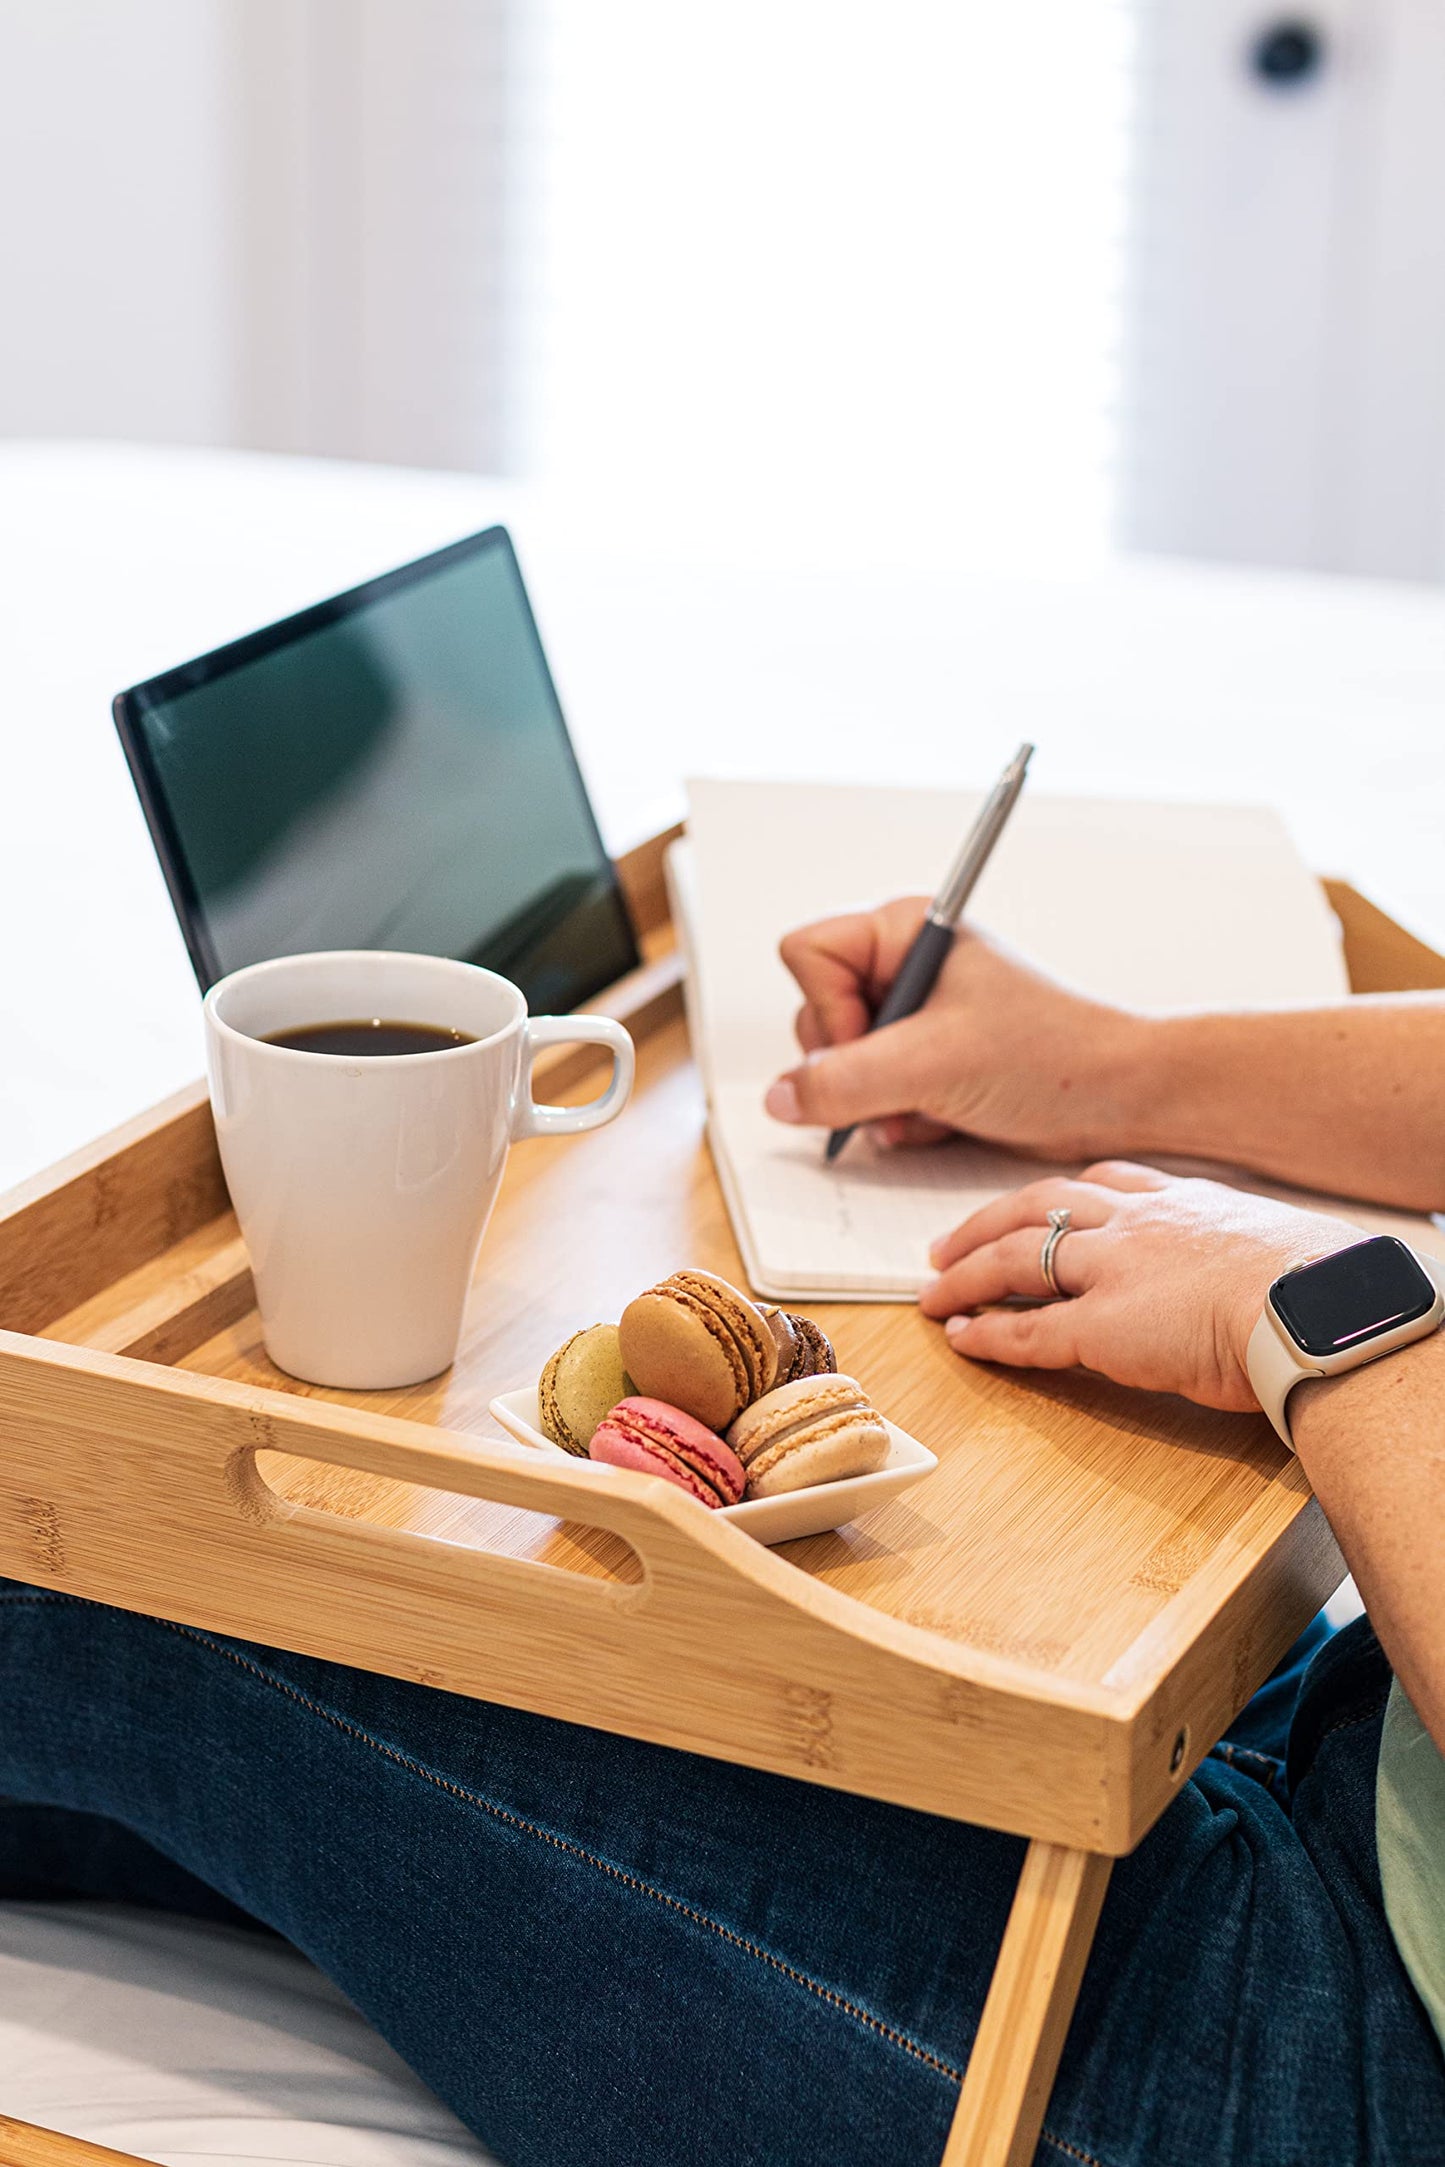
[0,1581,1441,2166]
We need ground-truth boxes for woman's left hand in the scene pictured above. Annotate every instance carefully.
[921,1162,1365,1411]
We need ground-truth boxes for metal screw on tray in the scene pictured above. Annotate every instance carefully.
[1249,18,1326,88]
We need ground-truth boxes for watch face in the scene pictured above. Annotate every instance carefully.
[1270,1236,1437,1359]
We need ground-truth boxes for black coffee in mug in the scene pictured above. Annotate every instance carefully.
[261,1019,478,1057]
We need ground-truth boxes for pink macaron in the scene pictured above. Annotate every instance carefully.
[589,1396,745,1509]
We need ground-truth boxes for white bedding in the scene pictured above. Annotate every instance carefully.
[0,1901,503,2166]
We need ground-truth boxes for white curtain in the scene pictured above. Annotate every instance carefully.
[508,1,1133,564]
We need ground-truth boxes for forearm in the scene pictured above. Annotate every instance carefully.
[1110,997,1445,1212]
[1293,1328,1445,1750]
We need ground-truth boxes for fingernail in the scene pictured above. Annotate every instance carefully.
[765,1077,802,1122]
[944,1315,970,1344]
[920,1276,943,1305]
[928,1237,948,1268]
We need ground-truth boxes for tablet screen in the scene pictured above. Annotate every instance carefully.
[114,526,638,1009]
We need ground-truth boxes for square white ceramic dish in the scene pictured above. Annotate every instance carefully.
[487,1385,938,1546]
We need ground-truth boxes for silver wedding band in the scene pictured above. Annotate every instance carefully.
[1039,1207,1072,1298]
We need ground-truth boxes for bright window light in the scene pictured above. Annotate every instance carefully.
[511,2,1134,564]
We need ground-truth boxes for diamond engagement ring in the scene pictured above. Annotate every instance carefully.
[1039,1207,1073,1298]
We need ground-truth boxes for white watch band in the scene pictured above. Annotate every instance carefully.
[1246,1247,1445,1451]
[1246,1306,1323,1452]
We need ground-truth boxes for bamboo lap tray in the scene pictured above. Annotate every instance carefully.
[1,836,1441,2167]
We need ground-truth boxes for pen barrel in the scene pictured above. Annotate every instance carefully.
[932,746,1032,923]
[870,917,956,1030]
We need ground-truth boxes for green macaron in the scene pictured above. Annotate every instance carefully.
[537,1323,635,1456]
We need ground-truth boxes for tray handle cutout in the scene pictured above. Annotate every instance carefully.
[0,1330,811,1648]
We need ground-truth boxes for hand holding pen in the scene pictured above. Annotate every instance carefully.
[763,745,1035,1158]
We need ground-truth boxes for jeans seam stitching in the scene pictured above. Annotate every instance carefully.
[1040,2131,1111,2167]
[145,1613,965,2088]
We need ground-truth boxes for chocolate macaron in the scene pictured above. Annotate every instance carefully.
[761,1306,801,1385]
[762,1307,837,1384]
[538,1323,635,1456]
[619,1269,775,1431]
[590,1397,746,1508]
[726,1373,889,1498]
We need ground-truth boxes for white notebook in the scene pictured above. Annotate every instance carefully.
[676,778,1440,1301]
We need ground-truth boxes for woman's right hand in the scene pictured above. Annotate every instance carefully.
[764,898,1150,1158]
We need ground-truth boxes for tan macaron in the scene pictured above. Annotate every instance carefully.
[619,1269,776,1431]
[726,1373,890,1498]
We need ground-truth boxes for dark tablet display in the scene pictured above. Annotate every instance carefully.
[113,525,639,1008]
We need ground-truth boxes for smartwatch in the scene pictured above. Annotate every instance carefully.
[1246,1234,1445,1451]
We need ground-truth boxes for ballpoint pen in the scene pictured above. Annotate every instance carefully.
[825,741,1035,1164]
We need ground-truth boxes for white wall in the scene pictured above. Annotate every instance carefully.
[0,0,236,445]
[0,0,515,469]
[5,0,1445,584]
[231,0,515,469]
[1120,0,1445,580]
[514,0,1132,566]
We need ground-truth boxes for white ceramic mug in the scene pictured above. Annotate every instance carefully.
[203,949,634,1389]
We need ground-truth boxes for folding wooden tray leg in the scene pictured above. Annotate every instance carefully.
[941,1842,1113,2167]
[0,2119,152,2167]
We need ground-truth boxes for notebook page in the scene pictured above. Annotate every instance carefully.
[710,1080,1066,1297]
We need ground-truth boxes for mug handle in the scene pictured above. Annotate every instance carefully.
[514,1015,636,1139]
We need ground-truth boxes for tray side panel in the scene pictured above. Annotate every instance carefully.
[1326,879,1445,994]
[1109,1483,1344,1847]
[0,1086,225,1337]
[616,823,685,938]
[0,1333,1131,1849]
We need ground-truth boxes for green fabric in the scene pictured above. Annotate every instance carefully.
[1377,1678,1445,2052]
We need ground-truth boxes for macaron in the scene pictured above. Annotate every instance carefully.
[726,1373,889,1498]
[537,1323,635,1456]
[763,1307,837,1384]
[590,1397,746,1509]
[761,1306,801,1384]
[789,1314,837,1379]
[619,1269,775,1431]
